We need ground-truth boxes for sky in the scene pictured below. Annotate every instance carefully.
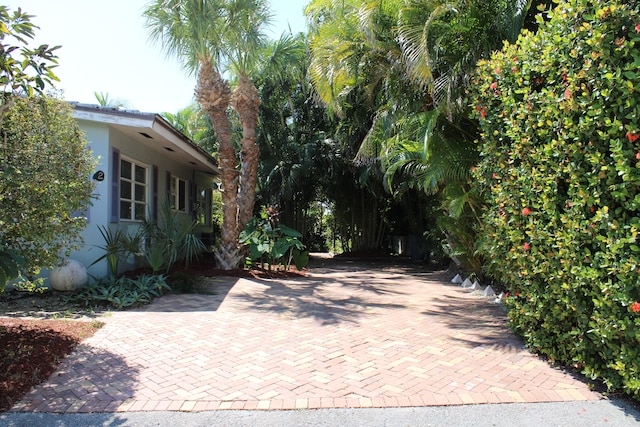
[4,0,308,113]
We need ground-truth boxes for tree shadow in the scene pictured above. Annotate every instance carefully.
[9,344,140,414]
[420,292,525,352]
[232,275,408,326]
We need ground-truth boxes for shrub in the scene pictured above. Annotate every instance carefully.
[239,207,309,271]
[471,0,640,397]
[0,96,96,289]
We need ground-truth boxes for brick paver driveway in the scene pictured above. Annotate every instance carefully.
[12,257,600,413]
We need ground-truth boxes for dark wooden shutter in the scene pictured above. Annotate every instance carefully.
[152,165,158,223]
[110,148,120,223]
[166,171,172,209]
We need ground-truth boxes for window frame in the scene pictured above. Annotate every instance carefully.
[119,156,149,222]
[169,175,188,213]
[195,186,212,226]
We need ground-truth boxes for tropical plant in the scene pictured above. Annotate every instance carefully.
[89,226,132,277]
[69,274,170,309]
[161,103,217,153]
[139,204,206,274]
[91,204,206,276]
[93,91,131,109]
[255,33,338,245]
[239,206,308,270]
[471,0,640,398]
[306,0,539,264]
[0,96,96,288]
[144,0,272,269]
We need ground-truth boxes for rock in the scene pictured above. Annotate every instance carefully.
[451,274,463,284]
[49,259,88,291]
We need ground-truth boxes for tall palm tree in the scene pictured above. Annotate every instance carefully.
[144,0,271,269]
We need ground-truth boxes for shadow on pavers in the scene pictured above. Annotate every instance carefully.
[8,344,140,416]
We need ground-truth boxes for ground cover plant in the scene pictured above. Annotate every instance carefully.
[472,0,640,398]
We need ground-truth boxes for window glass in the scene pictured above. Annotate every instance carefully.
[135,184,145,202]
[121,159,132,179]
[135,165,146,184]
[169,175,188,213]
[120,157,147,221]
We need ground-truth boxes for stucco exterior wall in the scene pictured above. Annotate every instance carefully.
[65,119,216,280]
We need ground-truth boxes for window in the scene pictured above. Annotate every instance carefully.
[120,158,148,221]
[169,176,188,212]
[195,187,212,226]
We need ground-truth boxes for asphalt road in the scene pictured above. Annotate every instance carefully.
[2,399,639,426]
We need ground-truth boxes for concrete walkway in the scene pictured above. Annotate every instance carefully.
[5,257,638,425]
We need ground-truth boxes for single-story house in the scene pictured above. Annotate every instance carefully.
[67,103,219,279]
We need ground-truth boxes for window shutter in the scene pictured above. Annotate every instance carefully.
[190,181,197,220]
[110,148,120,223]
[152,165,158,223]
[166,171,172,207]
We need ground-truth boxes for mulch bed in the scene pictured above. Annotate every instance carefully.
[0,318,103,412]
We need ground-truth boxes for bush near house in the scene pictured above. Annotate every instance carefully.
[0,96,96,290]
[471,0,640,398]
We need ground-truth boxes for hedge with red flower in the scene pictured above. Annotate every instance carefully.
[470,0,640,399]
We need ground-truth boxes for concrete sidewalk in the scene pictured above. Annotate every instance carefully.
[4,258,638,425]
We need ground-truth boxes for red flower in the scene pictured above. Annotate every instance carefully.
[636,150,640,160]
[631,302,640,313]
[590,206,595,213]
[627,132,639,142]
[492,173,498,179]
[522,207,532,216]
[523,242,531,250]
[636,23,640,33]
[480,108,487,119]
[490,82,498,90]
[564,89,572,100]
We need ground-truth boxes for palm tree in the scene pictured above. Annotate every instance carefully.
[144,0,271,269]
[161,103,217,153]
[306,0,538,266]
[93,91,131,109]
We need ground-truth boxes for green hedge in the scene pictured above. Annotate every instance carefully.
[471,0,640,397]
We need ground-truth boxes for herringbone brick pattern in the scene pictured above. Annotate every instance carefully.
[12,260,600,413]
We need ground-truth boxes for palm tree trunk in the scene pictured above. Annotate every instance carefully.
[231,75,261,232]
[196,62,242,269]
